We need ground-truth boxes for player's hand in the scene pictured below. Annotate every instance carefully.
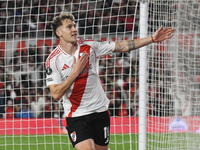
[196,75,200,82]
[152,25,175,43]
[72,53,89,76]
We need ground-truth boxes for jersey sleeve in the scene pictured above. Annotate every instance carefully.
[45,58,62,87]
[94,41,115,57]
[85,40,115,57]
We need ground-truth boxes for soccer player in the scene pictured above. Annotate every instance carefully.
[46,13,174,150]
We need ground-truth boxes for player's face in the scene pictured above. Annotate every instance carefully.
[57,19,77,44]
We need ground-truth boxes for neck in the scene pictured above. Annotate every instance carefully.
[60,41,77,56]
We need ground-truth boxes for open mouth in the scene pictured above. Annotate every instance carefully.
[72,34,77,38]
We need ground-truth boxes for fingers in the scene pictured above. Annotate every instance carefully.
[73,53,89,67]
[196,75,200,82]
[158,25,163,32]
[81,53,89,59]
[162,26,172,32]
[81,53,89,66]
[165,30,174,36]
[154,26,175,42]
[77,53,89,68]
[160,27,175,35]
[74,53,89,63]
[165,34,173,40]
[72,53,89,76]
[165,28,175,39]
[80,53,89,62]
[166,28,175,34]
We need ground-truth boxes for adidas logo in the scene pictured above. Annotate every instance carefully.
[62,64,70,70]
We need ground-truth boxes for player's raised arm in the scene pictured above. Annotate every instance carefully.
[113,25,175,53]
[48,54,89,101]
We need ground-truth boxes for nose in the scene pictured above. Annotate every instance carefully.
[72,26,77,32]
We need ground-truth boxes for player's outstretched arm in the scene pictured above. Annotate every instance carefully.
[114,25,175,53]
[49,53,89,101]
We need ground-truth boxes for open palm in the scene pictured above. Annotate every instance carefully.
[153,25,175,42]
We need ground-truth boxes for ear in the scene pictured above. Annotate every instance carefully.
[56,29,61,37]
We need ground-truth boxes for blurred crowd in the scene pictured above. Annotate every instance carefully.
[0,0,141,119]
[0,0,199,119]
[0,47,64,119]
[0,0,173,119]
[0,0,139,39]
[99,51,174,117]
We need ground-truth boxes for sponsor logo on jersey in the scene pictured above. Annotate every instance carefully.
[46,67,52,75]
[46,78,53,82]
[89,64,92,69]
[62,64,70,70]
[70,131,77,142]
[78,64,93,77]
[97,40,103,42]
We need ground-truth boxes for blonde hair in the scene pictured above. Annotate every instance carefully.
[51,13,75,39]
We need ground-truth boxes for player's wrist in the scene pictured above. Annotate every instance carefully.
[70,71,80,78]
[151,36,155,43]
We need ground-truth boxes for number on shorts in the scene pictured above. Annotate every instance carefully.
[104,126,109,140]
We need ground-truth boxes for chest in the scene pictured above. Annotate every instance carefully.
[58,46,96,80]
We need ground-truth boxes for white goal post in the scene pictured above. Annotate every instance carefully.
[0,0,200,150]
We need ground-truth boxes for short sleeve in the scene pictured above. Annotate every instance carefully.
[88,41,115,57]
[46,59,62,87]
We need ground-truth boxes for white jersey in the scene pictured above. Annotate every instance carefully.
[46,38,115,117]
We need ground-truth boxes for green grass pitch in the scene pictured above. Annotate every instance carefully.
[0,133,200,150]
[0,134,136,150]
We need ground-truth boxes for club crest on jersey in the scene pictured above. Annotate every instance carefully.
[79,50,88,57]
[70,131,77,142]
[46,67,52,75]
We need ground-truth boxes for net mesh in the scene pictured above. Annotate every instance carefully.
[0,0,200,150]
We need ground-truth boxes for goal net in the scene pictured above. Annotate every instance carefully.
[0,0,199,150]
[147,0,200,150]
